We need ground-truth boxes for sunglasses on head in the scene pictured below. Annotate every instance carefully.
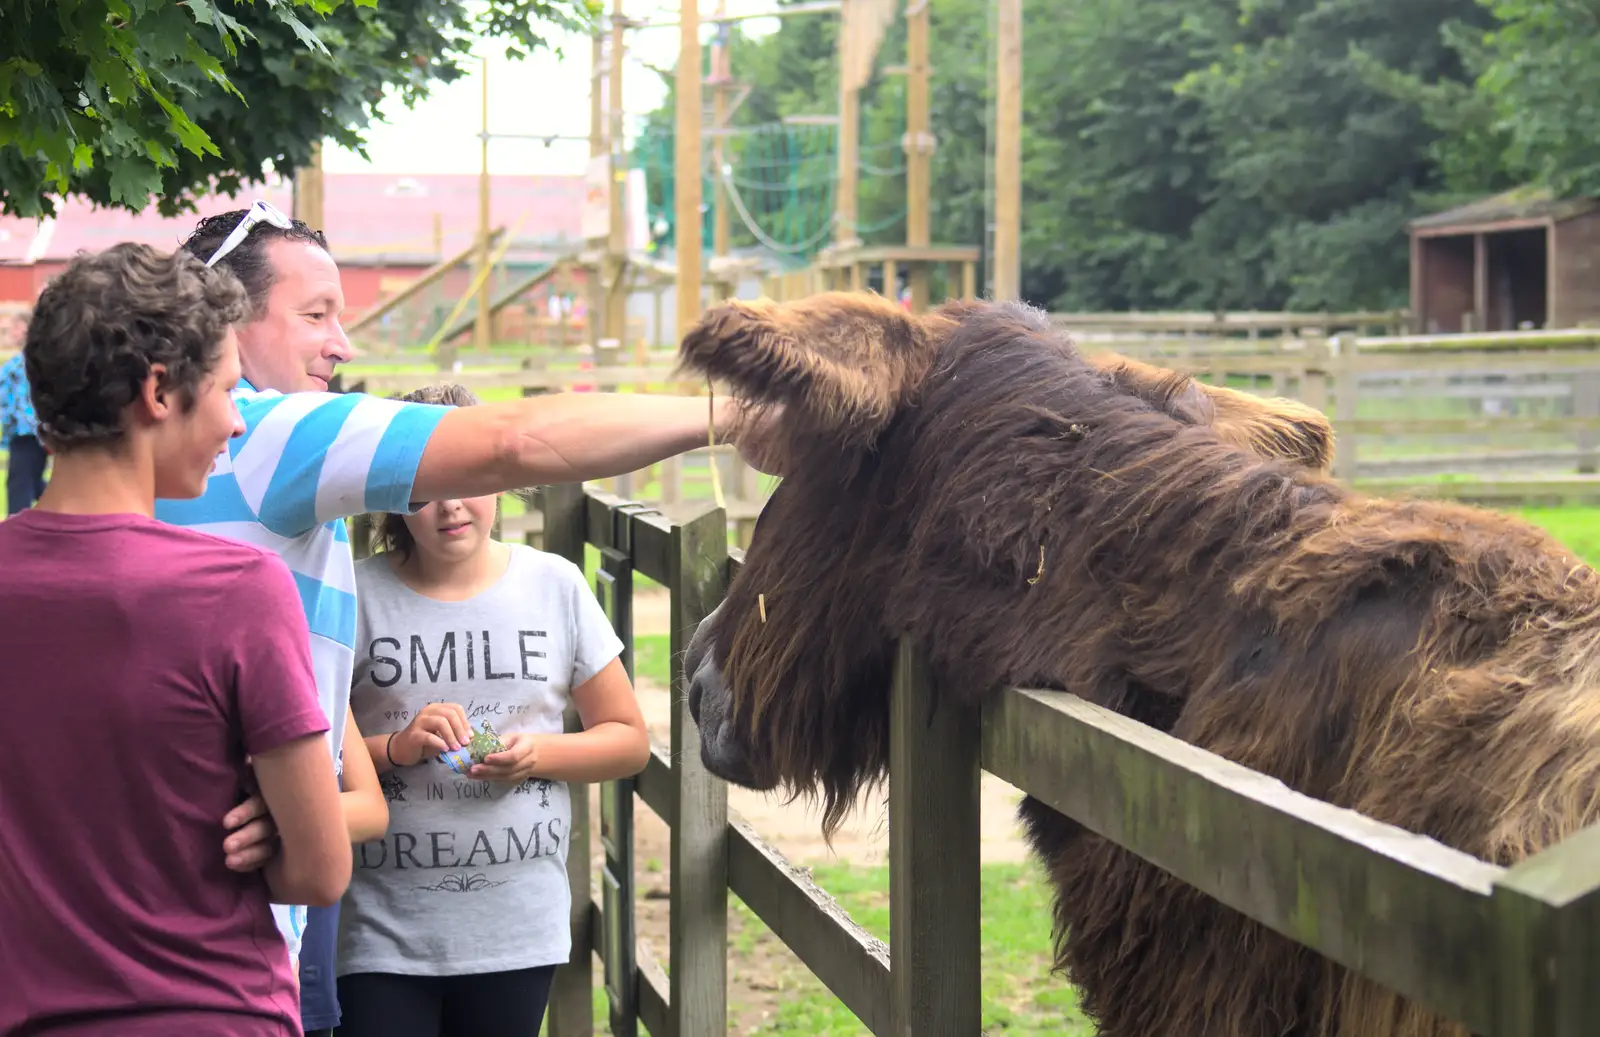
[205,199,294,268]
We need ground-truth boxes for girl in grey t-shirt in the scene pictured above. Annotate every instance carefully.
[335,385,649,1037]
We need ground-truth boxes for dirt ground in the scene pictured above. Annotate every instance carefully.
[577,588,1033,1033]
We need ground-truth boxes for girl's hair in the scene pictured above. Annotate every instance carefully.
[375,382,485,561]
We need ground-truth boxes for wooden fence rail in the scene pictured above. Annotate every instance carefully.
[1048,309,1412,337]
[537,484,1600,1037]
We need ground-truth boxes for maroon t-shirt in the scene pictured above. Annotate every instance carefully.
[0,509,330,1036]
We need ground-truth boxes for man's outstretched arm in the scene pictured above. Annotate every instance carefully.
[410,391,766,502]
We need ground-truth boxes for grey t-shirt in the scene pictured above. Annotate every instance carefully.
[336,544,623,977]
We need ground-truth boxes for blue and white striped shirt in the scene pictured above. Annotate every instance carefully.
[155,378,450,956]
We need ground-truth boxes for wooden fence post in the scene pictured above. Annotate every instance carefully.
[889,639,982,1035]
[1490,825,1600,1036]
[597,525,639,1037]
[1332,334,1361,482]
[1573,371,1599,474]
[543,482,595,1037]
[669,506,730,1037]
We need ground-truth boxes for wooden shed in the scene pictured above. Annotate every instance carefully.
[1408,188,1600,333]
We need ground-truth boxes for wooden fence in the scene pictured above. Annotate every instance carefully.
[1049,308,1413,338]
[1096,327,1600,505]
[535,483,1600,1037]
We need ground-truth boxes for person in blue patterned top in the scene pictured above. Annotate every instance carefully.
[0,348,48,514]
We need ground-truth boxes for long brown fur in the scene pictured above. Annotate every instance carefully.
[678,291,1600,1037]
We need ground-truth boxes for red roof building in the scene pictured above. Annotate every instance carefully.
[0,173,589,335]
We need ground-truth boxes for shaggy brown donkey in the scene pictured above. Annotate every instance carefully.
[679,292,1600,1037]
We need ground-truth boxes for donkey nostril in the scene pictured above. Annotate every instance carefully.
[687,677,704,723]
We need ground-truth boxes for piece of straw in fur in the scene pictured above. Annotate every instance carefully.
[1027,544,1045,585]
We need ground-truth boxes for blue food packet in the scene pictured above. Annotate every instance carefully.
[437,720,508,774]
[439,745,476,775]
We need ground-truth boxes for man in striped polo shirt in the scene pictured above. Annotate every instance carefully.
[153,201,771,1033]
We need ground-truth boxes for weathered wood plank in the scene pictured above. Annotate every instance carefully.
[1342,416,1600,436]
[1350,352,1600,375]
[1355,449,1598,479]
[588,899,672,1037]
[1352,475,1600,507]
[631,510,675,587]
[1102,351,1600,378]
[1357,382,1572,400]
[1051,310,1405,333]
[542,483,595,1037]
[1490,823,1600,1036]
[637,939,672,1037]
[980,685,1505,1034]
[890,641,982,1035]
[596,532,639,1037]
[668,504,731,1037]
[352,363,684,394]
[726,816,892,1034]
[635,742,676,828]
[1356,327,1600,352]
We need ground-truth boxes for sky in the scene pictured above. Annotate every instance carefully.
[321,1,791,178]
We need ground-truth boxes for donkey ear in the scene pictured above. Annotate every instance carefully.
[677,291,933,450]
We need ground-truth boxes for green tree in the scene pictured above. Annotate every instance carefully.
[636,0,1502,313]
[1176,0,1499,310]
[1438,0,1600,197]
[0,0,598,218]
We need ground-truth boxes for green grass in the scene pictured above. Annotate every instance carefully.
[740,861,1087,1036]
[632,634,673,689]
[1514,506,1600,562]
[583,861,1088,1036]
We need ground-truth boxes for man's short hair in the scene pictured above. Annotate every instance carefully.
[25,243,250,452]
[180,208,329,318]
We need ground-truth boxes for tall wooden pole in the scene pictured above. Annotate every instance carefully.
[475,56,492,353]
[837,0,858,249]
[586,30,605,352]
[904,0,931,311]
[605,0,628,356]
[292,141,324,230]
[674,0,703,339]
[711,0,730,270]
[992,0,1021,302]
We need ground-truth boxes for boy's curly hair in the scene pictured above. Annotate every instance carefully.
[24,243,250,452]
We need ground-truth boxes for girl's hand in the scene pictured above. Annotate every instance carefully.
[472,732,541,784]
[390,702,471,767]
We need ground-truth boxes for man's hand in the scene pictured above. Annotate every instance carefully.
[388,702,472,768]
[222,794,279,873]
[471,732,542,785]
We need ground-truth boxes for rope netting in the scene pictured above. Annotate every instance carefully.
[631,119,909,261]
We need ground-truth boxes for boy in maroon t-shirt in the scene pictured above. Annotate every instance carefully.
[0,243,352,1036]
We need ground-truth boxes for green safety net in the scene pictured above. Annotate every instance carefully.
[631,119,909,263]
